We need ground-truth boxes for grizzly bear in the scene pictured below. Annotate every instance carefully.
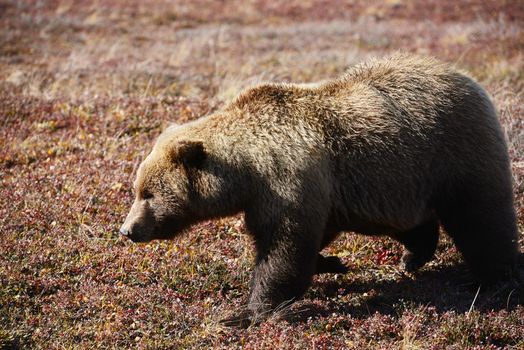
[120,54,519,326]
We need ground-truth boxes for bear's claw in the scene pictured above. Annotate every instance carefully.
[400,252,433,272]
[219,309,255,328]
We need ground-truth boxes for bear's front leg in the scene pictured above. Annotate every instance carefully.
[219,237,319,328]
[219,176,331,327]
[247,237,319,323]
[247,205,327,324]
[220,207,324,327]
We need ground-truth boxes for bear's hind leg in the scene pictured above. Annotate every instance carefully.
[316,254,349,274]
[391,219,440,272]
[437,192,519,283]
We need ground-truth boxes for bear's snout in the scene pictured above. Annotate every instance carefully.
[120,200,155,242]
[119,221,139,241]
[119,225,130,237]
[119,221,151,242]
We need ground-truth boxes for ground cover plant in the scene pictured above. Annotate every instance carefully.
[1,0,523,348]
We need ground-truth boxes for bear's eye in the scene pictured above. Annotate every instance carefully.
[141,190,154,200]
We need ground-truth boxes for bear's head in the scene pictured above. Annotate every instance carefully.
[120,139,210,242]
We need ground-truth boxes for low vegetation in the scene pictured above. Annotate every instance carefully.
[1,0,523,348]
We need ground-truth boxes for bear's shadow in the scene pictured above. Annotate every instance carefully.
[283,252,524,324]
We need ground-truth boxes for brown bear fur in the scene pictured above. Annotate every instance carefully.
[121,53,519,325]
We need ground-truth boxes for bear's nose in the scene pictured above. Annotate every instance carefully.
[120,226,130,236]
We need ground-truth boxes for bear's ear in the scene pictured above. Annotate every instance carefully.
[174,140,206,167]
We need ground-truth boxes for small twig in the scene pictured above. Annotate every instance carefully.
[142,76,153,99]
[467,285,481,316]
[506,289,516,310]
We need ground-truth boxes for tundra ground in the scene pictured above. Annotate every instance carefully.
[1,1,523,349]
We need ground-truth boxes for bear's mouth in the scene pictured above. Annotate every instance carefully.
[151,216,193,240]
[120,216,192,243]
[125,233,153,243]
[120,227,153,243]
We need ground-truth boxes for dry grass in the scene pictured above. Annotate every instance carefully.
[1,0,524,349]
